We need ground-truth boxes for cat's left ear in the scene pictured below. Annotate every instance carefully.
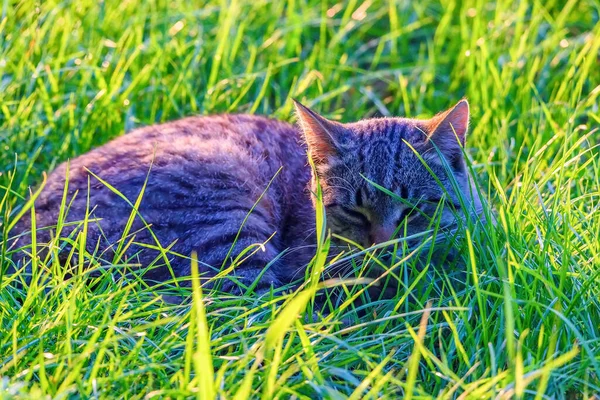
[424,99,469,170]
[293,99,345,165]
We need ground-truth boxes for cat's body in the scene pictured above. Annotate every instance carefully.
[9,100,484,293]
[11,115,317,291]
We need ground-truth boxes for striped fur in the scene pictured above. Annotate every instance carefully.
[10,100,484,293]
[295,99,483,254]
[10,115,315,293]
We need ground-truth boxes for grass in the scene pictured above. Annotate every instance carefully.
[1,0,599,398]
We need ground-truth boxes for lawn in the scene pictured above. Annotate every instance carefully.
[1,0,599,398]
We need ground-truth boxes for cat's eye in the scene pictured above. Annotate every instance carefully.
[396,208,412,226]
[396,203,427,226]
[425,196,460,210]
[342,207,369,225]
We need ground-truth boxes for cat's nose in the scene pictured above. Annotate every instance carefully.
[369,225,396,244]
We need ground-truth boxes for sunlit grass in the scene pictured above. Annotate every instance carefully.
[1,0,599,398]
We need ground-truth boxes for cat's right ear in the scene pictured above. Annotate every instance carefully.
[293,99,343,165]
[420,99,469,172]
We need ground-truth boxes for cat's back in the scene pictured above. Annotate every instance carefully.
[67,114,302,174]
[24,114,310,245]
[118,114,303,158]
[40,114,307,199]
[10,114,314,282]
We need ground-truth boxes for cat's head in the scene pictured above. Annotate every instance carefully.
[294,99,476,249]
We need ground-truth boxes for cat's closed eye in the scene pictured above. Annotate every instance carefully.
[396,208,412,226]
[341,206,370,225]
[424,196,462,211]
[395,203,426,226]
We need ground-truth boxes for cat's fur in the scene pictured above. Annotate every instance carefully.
[9,100,483,293]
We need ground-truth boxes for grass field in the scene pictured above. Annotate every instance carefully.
[1,0,600,398]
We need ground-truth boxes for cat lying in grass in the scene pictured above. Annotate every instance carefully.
[8,99,484,294]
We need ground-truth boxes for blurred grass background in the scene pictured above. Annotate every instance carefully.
[1,0,599,398]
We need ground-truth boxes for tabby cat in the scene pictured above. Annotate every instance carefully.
[9,99,482,293]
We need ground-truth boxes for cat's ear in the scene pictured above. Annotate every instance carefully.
[427,99,469,147]
[423,99,469,170]
[293,99,344,165]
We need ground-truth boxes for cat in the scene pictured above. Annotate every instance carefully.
[7,99,483,294]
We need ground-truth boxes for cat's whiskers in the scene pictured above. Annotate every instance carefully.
[300,228,318,242]
[323,185,355,196]
[327,176,357,192]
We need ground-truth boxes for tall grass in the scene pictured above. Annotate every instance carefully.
[1,0,599,398]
